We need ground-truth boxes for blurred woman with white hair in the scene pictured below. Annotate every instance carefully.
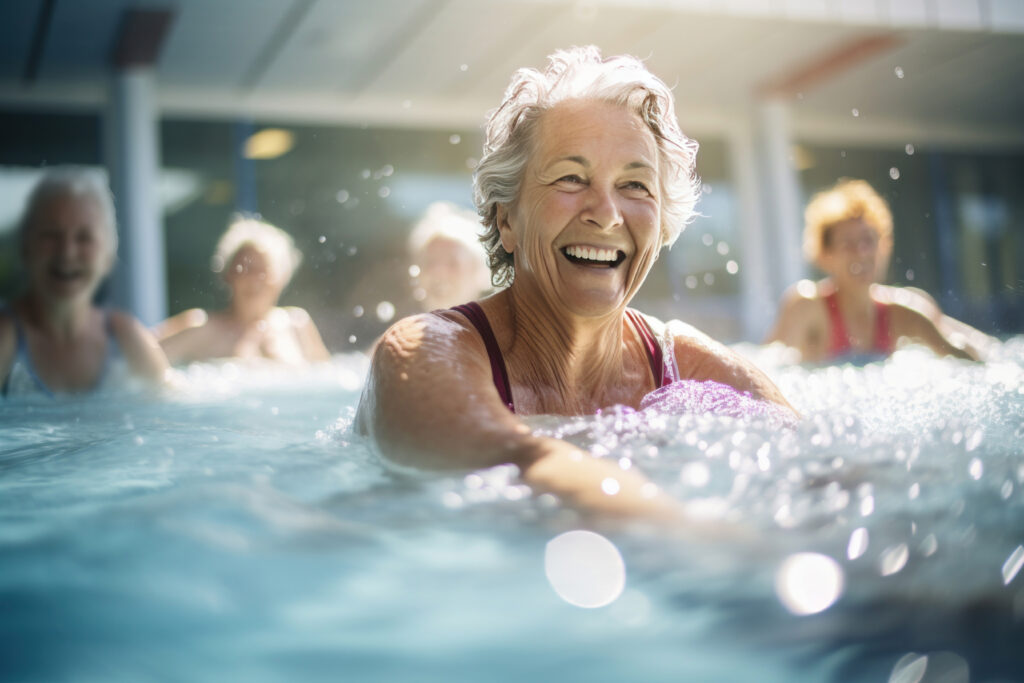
[408,201,493,311]
[0,167,169,397]
[357,47,794,522]
[157,216,330,365]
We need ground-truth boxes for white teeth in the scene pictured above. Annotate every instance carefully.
[565,245,618,262]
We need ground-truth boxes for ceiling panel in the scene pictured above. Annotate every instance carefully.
[0,0,43,82]
[257,0,439,93]
[158,0,299,89]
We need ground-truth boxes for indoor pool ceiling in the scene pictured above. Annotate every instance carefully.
[1,0,1023,144]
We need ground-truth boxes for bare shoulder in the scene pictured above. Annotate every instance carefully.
[357,310,515,467]
[658,315,794,409]
[372,309,488,370]
[283,306,313,326]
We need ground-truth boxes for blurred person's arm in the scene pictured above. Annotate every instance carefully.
[890,286,993,360]
[889,305,979,361]
[763,281,824,363]
[151,308,208,341]
[111,311,171,384]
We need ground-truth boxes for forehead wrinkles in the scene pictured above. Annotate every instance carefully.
[531,103,659,173]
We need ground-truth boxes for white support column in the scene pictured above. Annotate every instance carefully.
[106,66,166,325]
[727,122,775,341]
[756,99,805,298]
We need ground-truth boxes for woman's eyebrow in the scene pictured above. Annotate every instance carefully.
[553,155,589,167]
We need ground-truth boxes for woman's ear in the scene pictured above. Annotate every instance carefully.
[496,204,516,255]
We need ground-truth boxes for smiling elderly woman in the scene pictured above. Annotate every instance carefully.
[357,47,794,521]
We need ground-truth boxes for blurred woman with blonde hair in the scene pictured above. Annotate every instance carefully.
[766,178,989,363]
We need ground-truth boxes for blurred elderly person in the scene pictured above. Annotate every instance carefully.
[766,179,989,363]
[157,216,330,365]
[408,201,492,311]
[0,167,168,397]
[357,47,793,522]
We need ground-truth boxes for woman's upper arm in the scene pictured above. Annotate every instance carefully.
[111,312,170,382]
[356,313,534,471]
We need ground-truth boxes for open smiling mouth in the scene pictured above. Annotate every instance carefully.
[49,267,86,282]
[561,246,627,268]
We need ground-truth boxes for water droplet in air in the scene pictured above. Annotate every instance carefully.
[449,134,461,145]
[378,186,390,198]
[459,63,468,72]
[601,478,621,495]
[335,189,349,203]
[716,241,730,255]
[352,305,364,318]
[348,335,357,344]
[890,167,901,180]
[318,235,326,244]
[894,66,904,79]
[906,269,915,281]
[685,275,698,289]
[408,264,420,277]
[701,234,714,246]
[726,260,739,275]
[851,108,860,117]
[905,144,915,155]
[376,301,396,322]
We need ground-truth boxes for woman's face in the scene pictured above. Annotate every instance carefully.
[23,193,113,303]
[224,245,284,306]
[499,100,662,318]
[416,237,488,310]
[820,218,890,287]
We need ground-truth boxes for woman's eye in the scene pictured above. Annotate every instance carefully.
[557,174,584,185]
[623,181,651,194]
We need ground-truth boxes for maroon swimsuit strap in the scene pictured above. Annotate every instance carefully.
[450,304,668,414]
[625,309,668,387]
[450,302,515,412]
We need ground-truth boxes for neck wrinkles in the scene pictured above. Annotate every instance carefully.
[502,284,631,413]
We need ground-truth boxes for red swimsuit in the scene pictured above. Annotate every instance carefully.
[450,302,670,413]
[824,291,894,359]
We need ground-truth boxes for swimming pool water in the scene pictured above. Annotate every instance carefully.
[1,344,1023,682]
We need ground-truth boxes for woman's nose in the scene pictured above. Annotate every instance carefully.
[581,184,624,231]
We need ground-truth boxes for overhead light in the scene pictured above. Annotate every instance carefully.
[244,128,294,160]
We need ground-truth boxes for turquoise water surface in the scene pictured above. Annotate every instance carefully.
[2,343,1023,683]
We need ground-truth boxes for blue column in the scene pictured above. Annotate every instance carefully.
[105,66,167,326]
[234,120,258,215]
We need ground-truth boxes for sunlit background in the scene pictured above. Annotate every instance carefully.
[1,0,1022,348]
